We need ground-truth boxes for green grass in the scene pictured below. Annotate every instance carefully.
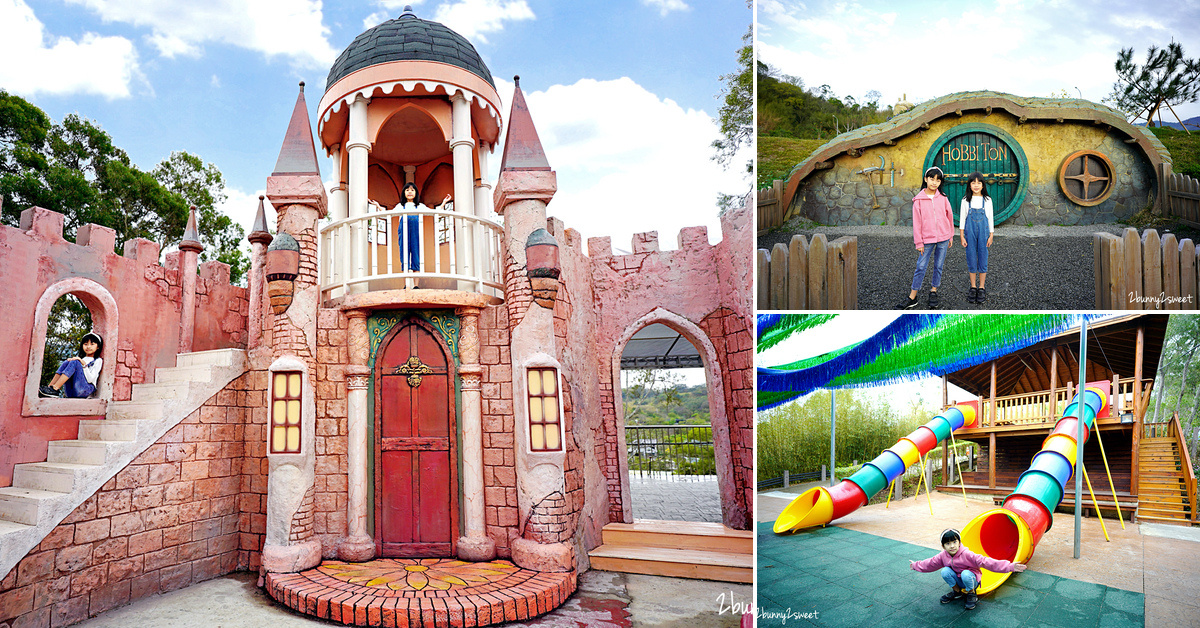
[758,136,826,189]
[1151,126,1200,178]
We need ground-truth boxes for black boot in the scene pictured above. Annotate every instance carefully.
[977,288,987,304]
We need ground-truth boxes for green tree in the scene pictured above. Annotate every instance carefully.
[1109,41,1200,127]
[154,152,247,283]
[712,21,753,174]
[0,91,247,283]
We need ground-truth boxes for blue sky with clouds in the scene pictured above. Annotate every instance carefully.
[758,0,1200,123]
[1,0,750,250]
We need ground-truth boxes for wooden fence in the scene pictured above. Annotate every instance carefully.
[1164,171,1200,228]
[757,179,786,235]
[756,234,857,310]
[1094,228,1198,309]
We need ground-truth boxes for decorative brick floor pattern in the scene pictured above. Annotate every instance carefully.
[265,559,576,627]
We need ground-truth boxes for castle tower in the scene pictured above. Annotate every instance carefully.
[315,5,504,296]
[493,78,572,572]
[260,82,328,574]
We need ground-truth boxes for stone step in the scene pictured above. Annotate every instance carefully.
[78,419,139,442]
[11,462,92,494]
[131,381,195,401]
[0,487,66,526]
[153,364,214,383]
[0,520,33,536]
[107,401,165,421]
[47,440,111,465]
[175,349,238,368]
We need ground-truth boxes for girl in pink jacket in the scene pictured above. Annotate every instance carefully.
[910,529,1026,610]
[896,167,955,309]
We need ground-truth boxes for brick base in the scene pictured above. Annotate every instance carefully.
[265,559,576,627]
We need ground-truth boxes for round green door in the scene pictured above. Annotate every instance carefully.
[924,123,1028,224]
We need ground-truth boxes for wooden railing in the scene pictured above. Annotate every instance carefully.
[319,206,504,300]
[974,378,1147,429]
[756,234,857,310]
[1093,227,1198,310]
[1171,413,1199,522]
[757,179,786,235]
[1164,170,1200,229]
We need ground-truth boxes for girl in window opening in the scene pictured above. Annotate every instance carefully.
[394,182,452,276]
[896,166,954,309]
[959,171,994,304]
[39,331,103,398]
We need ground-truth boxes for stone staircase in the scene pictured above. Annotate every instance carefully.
[1136,436,1194,526]
[0,348,248,579]
[588,519,753,583]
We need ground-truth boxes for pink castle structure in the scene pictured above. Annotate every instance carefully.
[0,8,752,627]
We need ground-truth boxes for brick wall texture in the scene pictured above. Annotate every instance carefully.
[0,374,252,628]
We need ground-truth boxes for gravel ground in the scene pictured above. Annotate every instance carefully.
[758,224,1134,310]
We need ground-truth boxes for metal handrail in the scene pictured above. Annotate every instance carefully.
[625,424,715,478]
[318,207,504,300]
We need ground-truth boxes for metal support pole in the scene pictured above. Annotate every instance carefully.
[829,390,837,487]
[1074,319,1088,559]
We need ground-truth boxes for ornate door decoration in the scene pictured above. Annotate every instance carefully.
[374,319,458,557]
[925,123,1030,224]
[1059,150,1114,207]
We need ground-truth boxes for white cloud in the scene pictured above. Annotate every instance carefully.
[0,0,139,99]
[489,77,750,249]
[219,187,272,239]
[364,0,532,43]
[65,0,339,68]
[642,0,690,17]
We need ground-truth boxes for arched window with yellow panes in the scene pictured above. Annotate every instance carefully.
[271,371,303,454]
[526,367,562,452]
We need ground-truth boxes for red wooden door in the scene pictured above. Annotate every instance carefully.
[375,320,458,557]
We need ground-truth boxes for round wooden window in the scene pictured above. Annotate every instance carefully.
[1059,150,1114,207]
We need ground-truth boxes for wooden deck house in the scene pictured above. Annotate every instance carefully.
[933,314,1195,525]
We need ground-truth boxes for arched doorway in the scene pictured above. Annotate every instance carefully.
[925,122,1030,224]
[612,309,739,528]
[373,318,458,557]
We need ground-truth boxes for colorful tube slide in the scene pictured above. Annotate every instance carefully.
[961,386,1108,594]
[773,404,978,533]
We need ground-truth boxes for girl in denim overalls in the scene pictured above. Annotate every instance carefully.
[959,172,994,303]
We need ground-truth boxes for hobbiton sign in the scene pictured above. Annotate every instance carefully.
[780,91,1172,227]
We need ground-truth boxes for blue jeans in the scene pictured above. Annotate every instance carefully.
[964,208,989,274]
[56,359,96,398]
[910,239,949,292]
[399,215,420,272]
[940,566,977,592]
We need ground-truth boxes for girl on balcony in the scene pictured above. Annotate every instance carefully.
[39,331,104,398]
[394,183,452,274]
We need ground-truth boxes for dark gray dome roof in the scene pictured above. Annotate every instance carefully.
[326,8,495,90]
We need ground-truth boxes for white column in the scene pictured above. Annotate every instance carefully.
[347,95,371,294]
[338,310,375,561]
[450,93,476,287]
[455,306,495,561]
[473,142,494,293]
[328,145,348,295]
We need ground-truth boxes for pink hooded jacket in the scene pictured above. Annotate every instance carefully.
[910,546,1022,585]
[911,189,954,249]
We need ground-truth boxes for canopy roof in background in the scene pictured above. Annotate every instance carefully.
[621,323,703,369]
[757,314,1095,410]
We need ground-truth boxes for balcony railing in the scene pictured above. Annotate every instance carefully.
[626,425,715,479]
[973,377,1149,429]
[319,206,504,300]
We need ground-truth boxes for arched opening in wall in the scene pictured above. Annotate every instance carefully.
[23,278,119,416]
[619,323,722,524]
[40,294,94,390]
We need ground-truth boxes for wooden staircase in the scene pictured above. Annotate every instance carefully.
[587,519,752,583]
[1136,437,1195,526]
[0,349,248,579]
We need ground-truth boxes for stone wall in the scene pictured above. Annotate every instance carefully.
[793,110,1157,227]
[479,304,518,557]
[312,308,350,556]
[0,208,247,488]
[0,375,252,628]
[698,308,755,526]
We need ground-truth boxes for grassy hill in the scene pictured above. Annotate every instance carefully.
[1152,126,1200,178]
[757,136,825,189]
